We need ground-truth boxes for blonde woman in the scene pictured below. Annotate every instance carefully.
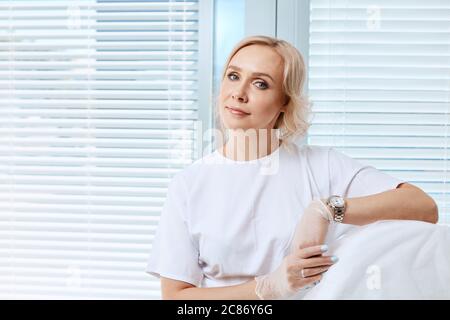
[146,35,450,299]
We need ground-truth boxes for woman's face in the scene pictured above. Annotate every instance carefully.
[219,44,287,131]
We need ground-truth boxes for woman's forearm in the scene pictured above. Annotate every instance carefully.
[326,183,438,226]
[172,279,259,300]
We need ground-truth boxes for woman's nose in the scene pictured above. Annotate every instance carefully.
[232,90,248,103]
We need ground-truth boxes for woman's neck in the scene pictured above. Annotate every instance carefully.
[219,129,281,161]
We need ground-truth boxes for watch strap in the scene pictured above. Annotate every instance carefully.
[326,195,346,223]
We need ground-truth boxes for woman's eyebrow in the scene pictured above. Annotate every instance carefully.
[227,65,274,82]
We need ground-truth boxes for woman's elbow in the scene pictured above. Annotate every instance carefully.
[429,201,439,224]
[404,184,439,224]
[423,197,439,224]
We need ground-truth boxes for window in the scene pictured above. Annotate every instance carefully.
[307,0,450,224]
[0,0,209,299]
[213,0,245,93]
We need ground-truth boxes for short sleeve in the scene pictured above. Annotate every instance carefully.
[145,174,203,287]
[328,147,406,198]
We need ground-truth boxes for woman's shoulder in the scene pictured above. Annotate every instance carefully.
[293,144,335,178]
[295,143,332,159]
[169,149,218,182]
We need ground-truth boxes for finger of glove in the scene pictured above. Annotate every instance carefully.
[297,256,337,269]
[300,265,330,278]
[297,244,328,259]
[291,274,323,292]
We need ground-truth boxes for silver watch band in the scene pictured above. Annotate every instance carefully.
[333,207,345,223]
[326,196,346,223]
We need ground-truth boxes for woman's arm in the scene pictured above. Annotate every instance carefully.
[325,182,438,226]
[162,277,259,300]
[161,245,336,300]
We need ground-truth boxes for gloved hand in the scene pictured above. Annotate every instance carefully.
[289,199,334,252]
[254,244,337,300]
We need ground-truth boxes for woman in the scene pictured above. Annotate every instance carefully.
[146,35,449,299]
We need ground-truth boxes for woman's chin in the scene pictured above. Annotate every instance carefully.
[223,124,252,131]
[223,118,250,128]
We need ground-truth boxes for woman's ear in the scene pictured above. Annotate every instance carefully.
[283,95,290,107]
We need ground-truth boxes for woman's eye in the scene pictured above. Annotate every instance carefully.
[227,73,238,80]
[227,73,268,90]
[255,81,268,89]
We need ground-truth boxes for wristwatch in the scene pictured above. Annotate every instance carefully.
[325,195,346,223]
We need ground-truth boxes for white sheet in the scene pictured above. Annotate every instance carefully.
[292,220,450,299]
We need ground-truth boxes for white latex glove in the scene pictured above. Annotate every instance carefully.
[254,199,337,300]
[289,199,334,252]
[254,244,337,300]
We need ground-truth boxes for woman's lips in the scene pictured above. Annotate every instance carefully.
[226,106,250,116]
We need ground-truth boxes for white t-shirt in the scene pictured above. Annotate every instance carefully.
[146,143,404,288]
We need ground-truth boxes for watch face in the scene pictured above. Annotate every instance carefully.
[331,196,344,207]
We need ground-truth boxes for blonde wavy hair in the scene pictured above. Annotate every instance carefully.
[214,35,311,151]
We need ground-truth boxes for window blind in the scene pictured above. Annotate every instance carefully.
[0,0,200,299]
[307,0,450,224]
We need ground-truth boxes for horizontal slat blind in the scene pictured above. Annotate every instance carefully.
[0,0,199,299]
[308,0,450,224]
